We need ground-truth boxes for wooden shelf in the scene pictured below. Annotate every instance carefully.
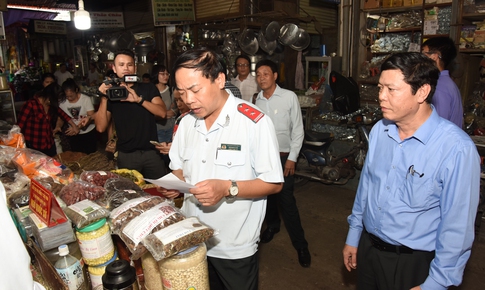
[423,2,453,9]
[367,26,422,34]
[459,48,485,54]
[362,5,422,13]
[461,13,485,21]
[423,33,452,38]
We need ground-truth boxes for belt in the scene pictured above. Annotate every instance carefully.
[368,233,413,254]
[280,152,289,157]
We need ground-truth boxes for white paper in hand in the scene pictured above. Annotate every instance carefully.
[145,173,195,193]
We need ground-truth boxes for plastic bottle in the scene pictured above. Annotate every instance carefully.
[55,244,87,290]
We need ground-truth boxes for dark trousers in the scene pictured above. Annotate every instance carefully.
[26,142,56,157]
[265,155,308,250]
[67,129,98,154]
[357,230,435,290]
[117,149,166,179]
[207,254,259,290]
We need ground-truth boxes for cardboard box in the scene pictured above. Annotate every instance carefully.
[382,0,403,7]
[363,0,380,9]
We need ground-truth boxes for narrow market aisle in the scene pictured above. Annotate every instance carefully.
[258,180,485,290]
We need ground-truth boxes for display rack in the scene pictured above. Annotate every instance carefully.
[0,89,16,124]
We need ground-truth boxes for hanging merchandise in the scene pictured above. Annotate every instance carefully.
[295,51,304,90]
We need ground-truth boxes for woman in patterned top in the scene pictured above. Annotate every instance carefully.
[17,84,79,156]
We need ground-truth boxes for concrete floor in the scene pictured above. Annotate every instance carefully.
[257,179,485,289]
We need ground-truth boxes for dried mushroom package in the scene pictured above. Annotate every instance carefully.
[105,189,148,210]
[104,177,141,192]
[143,217,215,261]
[118,200,186,260]
[65,199,111,228]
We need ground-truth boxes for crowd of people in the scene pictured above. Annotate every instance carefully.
[13,45,481,290]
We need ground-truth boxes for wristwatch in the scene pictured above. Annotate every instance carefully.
[227,180,238,200]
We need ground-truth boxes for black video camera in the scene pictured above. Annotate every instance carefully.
[103,75,139,101]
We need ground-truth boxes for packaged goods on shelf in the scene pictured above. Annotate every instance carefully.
[11,148,74,184]
[0,124,25,148]
[59,180,106,206]
[80,170,120,187]
[158,243,209,290]
[75,218,115,266]
[30,212,76,251]
[143,217,215,261]
[64,199,111,229]
[111,197,185,260]
[111,168,145,186]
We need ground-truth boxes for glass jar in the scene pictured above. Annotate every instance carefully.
[158,243,209,290]
[88,251,118,289]
[76,218,115,266]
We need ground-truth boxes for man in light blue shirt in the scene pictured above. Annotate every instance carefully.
[255,59,311,268]
[343,52,480,290]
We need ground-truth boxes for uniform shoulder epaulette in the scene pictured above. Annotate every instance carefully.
[237,103,264,123]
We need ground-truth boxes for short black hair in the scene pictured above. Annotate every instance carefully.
[61,78,79,92]
[422,37,457,68]
[114,49,135,61]
[172,49,225,88]
[381,52,440,104]
[235,55,251,67]
[41,72,55,82]
[151,64,168,84]
[255,59,278,74]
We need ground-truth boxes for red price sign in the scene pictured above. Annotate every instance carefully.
[29,179,67,227]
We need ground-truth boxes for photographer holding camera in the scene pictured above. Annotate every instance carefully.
[94,49,167,179]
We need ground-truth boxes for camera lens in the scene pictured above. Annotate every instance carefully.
[114,89,121,97]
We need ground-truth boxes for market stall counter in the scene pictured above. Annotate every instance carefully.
[1,125,214,289]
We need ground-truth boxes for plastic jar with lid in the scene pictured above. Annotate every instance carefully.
[76,218,115,266]
[88,251,118,289]
[158,243,209,290]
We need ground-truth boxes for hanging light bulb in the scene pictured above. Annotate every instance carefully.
[74,0,91,30]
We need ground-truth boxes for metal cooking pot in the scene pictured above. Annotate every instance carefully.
[263,21,280,42]
[290,28,311,51]
[238,29,259,56]
[106,32,135,52]
[279,23,299,46]
[258,32,276,55]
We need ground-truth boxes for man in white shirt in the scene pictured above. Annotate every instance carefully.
[255,59,311,268]
[87,62,102,86]
[231,55,260,103]
[54,63,74,86]
[166,49,284,290]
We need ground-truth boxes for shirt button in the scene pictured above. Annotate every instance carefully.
[392,166,395,169]
[227,162,232,166]
[386,186,390,190]
[378,207,381,210]
[202,160,206,163]
[205,138,209,142]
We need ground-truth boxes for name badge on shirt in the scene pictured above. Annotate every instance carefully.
[220,143,241,151]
